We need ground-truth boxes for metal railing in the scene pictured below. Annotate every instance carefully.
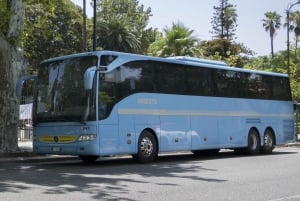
[18,93,33,141]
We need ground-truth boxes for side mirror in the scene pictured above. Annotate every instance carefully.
[84,66,97,90]
[16,75,37,98]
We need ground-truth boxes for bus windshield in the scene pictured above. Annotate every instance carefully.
[34,55,98,123]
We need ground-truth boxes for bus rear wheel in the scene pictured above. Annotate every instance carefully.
[260,129,275,154]
[133,130,157,163]
[245,129,260,155]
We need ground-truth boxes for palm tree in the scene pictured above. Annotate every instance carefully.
[289,11,300,53]
[96,16,141,53]
[262,11,281,58]
[161,22,198,57]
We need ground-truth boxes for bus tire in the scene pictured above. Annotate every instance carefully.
[245,129,260,155]
[79,155,98,163]
[133,130,157,163]
[260,129,275,154]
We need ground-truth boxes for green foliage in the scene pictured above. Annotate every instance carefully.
[0,0,10,36]
[198,38,253,67]
[288,11,300,50]
[206,0,255,67]
[163,22,199,56]
[139,27,158,54]
[98,0,151,29]
[245,52,289,74]
[262,12,281,35]
[200,39,237,57]
[97,16,141,52]
[148,32,165,56]
[290,61,300,100]
[225,54,240,67]
[288,50,300,101]
[23,0,85,71]
[96,0,153,53]
[148,22,199,57]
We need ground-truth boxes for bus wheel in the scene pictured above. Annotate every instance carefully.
[79,155,98,163]
[134,130,157,163]
[260,129,275,154]
[245,129,260,155]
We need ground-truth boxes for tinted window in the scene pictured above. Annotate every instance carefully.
[36,56,98,123]
[98,60,292,119]
[272,76,292,100]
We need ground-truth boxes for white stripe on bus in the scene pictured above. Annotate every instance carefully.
[118,108,293,118]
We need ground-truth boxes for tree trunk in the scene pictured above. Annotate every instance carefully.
[271,36,274,59]
[0,38,25,152]
[0,0,26,152]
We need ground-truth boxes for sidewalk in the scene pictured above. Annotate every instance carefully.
[19,141,33,152]
[0,141,78,162]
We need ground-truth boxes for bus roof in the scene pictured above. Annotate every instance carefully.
[40,50,289,78]
[167,56,229,67]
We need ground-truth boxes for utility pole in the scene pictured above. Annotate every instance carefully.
[83,0,87,51]
[93,0,97,51]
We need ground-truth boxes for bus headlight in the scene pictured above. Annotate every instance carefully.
[77,134,97,141]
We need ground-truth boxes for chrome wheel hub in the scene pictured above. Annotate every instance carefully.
[140,137,153,157]
[264,134,273,147]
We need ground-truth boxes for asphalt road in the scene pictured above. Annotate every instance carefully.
[1,147,300,201]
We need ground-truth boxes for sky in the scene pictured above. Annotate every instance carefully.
[72,0,298,56]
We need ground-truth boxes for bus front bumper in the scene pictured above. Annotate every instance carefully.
[33,140,99,156]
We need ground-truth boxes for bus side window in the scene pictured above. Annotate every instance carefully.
[98,79,116,120]
[272,77,291,100]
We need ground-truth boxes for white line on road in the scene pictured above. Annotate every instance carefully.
[269,195,300,201]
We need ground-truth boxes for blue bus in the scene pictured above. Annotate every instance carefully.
[19,51,295,163]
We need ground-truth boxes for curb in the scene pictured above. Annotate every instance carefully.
[1,142,300,163]
[0,152,79,163]
[278,142,300,147]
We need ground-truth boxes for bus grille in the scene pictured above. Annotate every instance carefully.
[39,136,77,143]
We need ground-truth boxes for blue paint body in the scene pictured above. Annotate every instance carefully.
[32,51,295,157]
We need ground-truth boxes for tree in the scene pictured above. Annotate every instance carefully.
[198,39,254,67]
[211,0,238,40]
[97,16,141,52]
[0,0,27,152]
[163,22,198,56]
[96,0,154,53]
[288,11,300,52]
[23,0,86,71]
[209,0,240,65]
[262,11,281,59]
[149,22,198,57]
[148,31,164,56]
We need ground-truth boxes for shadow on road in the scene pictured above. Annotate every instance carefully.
[0,149,297,200]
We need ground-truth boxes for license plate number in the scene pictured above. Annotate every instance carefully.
[52,147,61,152]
